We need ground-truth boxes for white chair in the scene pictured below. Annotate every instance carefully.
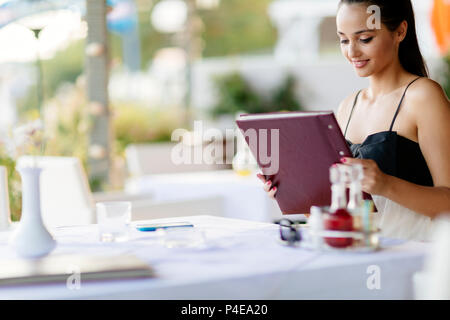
[125,195,224,221]
[17,156,96,227]
[17,156,224,227]
[125,142,231,177]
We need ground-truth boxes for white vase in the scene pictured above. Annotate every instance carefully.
[9,166,56,258]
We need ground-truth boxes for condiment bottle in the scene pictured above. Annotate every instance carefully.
[347,164,364,231]
[324,165,353,248]
[309,206,324,249]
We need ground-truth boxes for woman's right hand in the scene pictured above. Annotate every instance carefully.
[256,173,277,199]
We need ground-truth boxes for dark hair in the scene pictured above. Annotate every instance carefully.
[339,0,429,77]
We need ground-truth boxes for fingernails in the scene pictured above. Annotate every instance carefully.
[266,181,271,185]
[340,158,347,163]
[273,187,277,191]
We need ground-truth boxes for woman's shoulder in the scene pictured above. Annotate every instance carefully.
[407,77,450,116]
[409,77,446,94]
[336,90,362,126]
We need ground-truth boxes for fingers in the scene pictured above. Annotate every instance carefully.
[258,174,277,198]
[256,173,277,199]
[268,186,277,199]
[256,173,266,183]
[341,157,360,165]
[263,180,272,192]
[341,157,374,168]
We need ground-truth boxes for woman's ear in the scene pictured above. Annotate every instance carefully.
[397,20,408,43]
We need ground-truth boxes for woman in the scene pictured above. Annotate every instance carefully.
[258,0,450,241]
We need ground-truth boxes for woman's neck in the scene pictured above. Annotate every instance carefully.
[366,58,413,100]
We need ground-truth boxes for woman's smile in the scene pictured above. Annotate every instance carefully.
[352,59,370,68]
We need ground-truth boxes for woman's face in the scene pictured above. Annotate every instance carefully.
[336,3,404,77]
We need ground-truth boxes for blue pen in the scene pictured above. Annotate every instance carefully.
[135,222,194,232]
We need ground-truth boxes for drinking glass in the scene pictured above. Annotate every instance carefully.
[162,227,206,248]
[96,201,132,242]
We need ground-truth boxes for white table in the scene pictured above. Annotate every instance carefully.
[0,216,430,300]
[125,170,283,222]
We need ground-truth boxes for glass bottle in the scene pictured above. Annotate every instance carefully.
[324,164,353,248]
[347,164,364,231]
[232,114,258,176]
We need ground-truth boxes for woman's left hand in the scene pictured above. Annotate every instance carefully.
[341,157,390,196]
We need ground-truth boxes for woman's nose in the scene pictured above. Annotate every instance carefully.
[348,42,361,58]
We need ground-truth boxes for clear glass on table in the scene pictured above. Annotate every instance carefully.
[96,201,132,243]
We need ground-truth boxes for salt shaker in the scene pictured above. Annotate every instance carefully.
[309,206,324,249]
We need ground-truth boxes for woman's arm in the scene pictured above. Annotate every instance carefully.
[341,157,450,219]
[343,79,450,219]
[406,79,450,217]
[383,176,450,218]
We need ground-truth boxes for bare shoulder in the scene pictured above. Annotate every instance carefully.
[336,91,362,128]
[407,78,450,116]
[407,78,450,187]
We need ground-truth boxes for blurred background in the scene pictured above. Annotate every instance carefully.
[0,0,448,222]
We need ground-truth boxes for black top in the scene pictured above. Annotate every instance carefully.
[344,77,434,187]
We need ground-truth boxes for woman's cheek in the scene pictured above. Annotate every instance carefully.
[340,45,348,61]
[370,39,395,70]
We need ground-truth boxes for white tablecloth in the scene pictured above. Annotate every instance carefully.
[125,170,283,222]
[0,216,430,300]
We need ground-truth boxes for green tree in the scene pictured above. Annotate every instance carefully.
[211,72,302,117]
[198,0,277,57]
[133,0,276,67]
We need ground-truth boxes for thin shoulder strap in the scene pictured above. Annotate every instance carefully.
[389,77,422,131]
[344,90,362,138]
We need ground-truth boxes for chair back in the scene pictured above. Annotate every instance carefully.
[125,142,230,177]
[17,156,95,227]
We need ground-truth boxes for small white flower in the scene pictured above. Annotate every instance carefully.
[10,119,45,157]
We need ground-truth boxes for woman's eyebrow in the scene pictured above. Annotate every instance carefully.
[337,29,375,35]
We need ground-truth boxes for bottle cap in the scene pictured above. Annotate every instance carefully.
[338,164,352,186]
[329,165,340,184]
[351,164,364,181]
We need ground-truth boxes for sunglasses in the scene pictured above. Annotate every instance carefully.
[275,219,303,244]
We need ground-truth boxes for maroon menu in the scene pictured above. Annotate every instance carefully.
[236,111,373,214]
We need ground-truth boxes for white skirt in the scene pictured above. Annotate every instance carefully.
[372,195,436,242]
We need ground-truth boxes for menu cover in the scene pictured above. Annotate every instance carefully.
[236,111,373,214]
[0,254,154,286]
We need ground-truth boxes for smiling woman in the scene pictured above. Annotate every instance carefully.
[260,0,450,242]
[335,0,450,241]
[336,0,428,78]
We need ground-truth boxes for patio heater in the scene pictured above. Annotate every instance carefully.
[15,13,48,113]
[0,0,84,112]
[0,0,112,187]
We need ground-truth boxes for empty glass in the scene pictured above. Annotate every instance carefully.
[162,227,206,248]
[96,201,132,242]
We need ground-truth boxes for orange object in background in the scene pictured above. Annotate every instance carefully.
[431,0,450,55]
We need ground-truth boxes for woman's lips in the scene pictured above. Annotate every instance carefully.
[352,60,370,68]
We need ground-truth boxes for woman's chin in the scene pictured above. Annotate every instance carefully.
[354,68,373,78]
